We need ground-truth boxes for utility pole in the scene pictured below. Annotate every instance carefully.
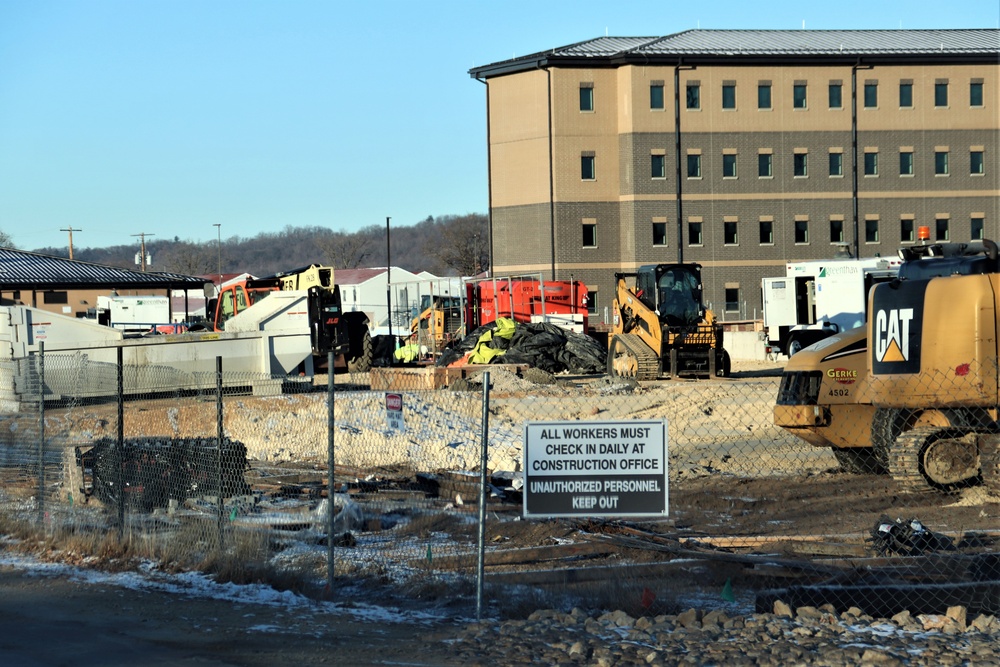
[60,227,81,260]
[131,232,154,272]
[213,223,222,284]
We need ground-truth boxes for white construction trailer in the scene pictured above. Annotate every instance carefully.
[762,256,901,357]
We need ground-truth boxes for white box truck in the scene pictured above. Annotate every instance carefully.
[762,256,901,356]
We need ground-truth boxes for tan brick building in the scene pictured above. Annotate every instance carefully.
[469,29,1000,322]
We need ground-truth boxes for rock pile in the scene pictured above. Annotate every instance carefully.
[448,602,1000,666]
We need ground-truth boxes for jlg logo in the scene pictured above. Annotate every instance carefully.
[874,308,914,363]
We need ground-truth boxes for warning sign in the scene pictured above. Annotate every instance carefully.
[523,420,668,518]
[385,393,404,431]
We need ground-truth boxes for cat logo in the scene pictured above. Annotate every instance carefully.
[874,308,914,363]
[871,280,924,375]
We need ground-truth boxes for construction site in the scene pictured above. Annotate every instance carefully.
[0,238,994,639]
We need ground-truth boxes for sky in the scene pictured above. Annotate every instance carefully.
[0,1,997,253]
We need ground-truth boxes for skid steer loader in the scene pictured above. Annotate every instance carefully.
[607,263,729,381]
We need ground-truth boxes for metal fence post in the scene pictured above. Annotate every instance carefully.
[475,371,491,621]
[36,342,45,527]
[216,356,224,545]
[327,350,335,594]
[116,345,124,538]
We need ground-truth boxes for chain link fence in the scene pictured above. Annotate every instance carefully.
[0,346,997,623]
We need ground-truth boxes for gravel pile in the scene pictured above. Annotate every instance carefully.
[448,603,1000,666]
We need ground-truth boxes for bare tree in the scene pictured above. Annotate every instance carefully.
[431,214,489,276]
[159,242,217,276]
[318,225,380,268]
[0,230,16,249]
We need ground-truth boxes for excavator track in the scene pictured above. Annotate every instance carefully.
[888,426,980,494]
[607,333,659,381]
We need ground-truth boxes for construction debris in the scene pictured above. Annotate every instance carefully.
[869,515,955,557]
[437,318,607,375]
[77,437,252,511]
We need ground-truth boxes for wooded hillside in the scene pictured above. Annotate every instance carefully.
[27,214,489,278]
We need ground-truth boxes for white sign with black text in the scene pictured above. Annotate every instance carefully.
[523,420,668,518]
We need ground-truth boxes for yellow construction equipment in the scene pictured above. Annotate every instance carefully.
[607,263,729,380]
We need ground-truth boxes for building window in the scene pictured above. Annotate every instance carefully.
[581,154,596,180]
[724,287,740,313]
[686,83,700,109]
[688,221,703,246]
[651,154,666,179]
[650,83,664,110]
[653,222,668,246]
[970,81,984,107]
[759,220,773,245]
[586,292,598,315]
[935,82,949,107]
[722,84,736,109]
[582,221,597,247]
[794,220,809,244]
[829,83,843,109]
[724,220,738,245]
[829,152,843,177]
[686,154,702,178]
[758,84,771,109]
[793,84,807,109]
[758,153,772,178]
[971,150,984,175]
[900,151,914,176]
[579,84,594,112]
[899,82,913,108]
[900,219,915,243]
[936,218,950,241]
[830,219,844,244]
[935,151,949,176]
[972,216,985,240]
[722,153,737,178]
[864,151,879,176]
[793,152,808,177]
[864,82,878,108]
[866,219,880,243]
[43,291,68,304]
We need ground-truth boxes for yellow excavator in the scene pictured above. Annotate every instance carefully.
[774,236,1000,493]
[607,263,729,380]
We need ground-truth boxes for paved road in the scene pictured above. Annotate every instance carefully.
[0,566,462,666]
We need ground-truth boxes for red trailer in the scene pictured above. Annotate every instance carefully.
[466,278,589,332]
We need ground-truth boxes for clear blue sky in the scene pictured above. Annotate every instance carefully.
[0,1,996,252]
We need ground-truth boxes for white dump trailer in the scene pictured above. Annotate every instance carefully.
[0,291,323,410]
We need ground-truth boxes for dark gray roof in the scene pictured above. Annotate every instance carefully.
[470,29,1000,78]
[0,248,208,291]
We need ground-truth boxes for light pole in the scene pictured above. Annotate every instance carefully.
[385,217,392,338]
[213,224,222,284]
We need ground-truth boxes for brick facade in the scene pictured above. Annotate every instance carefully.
[475,33,1000,321]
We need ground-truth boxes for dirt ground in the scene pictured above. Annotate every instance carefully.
[36,358,1000,552]
[7,358,999,627]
